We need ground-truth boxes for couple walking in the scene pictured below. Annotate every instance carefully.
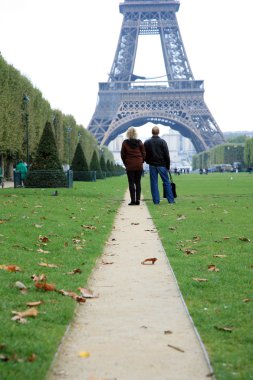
[121,125,175,205]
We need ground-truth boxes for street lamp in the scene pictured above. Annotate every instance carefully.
[66,127,72,167]
[23,94,29,166]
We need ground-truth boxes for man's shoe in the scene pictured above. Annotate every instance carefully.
[128,202,135,206]
[135,201,140,205]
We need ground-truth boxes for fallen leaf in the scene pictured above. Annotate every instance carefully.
[208,264,220,272]
[58,289,86,303]
[141,258,157,265]
[0,264,21,272]
[34,224,43,228]
[81,225,96,230]
[192,278,208,282]
[213,254,227,258]
[11,316,27,324]
[164,330,173,335]
[239,237,250,242]
[66,268,82,275]
[78,288,98,298]
[35,282,55,291]
[168,227,176,231]
[214,326,233,332]
[243,298,251,303]
[131,222,140,225]
[102,260,114,265]
[192,236,201,241]
[183,248,197,255]
[38,262,58,268]
[223,236,230,240]
[37,249,50,254]
[31,274,47,282]
[177,215,186,221]
[79,351,90,358]
[39,235,49,243]
[12,308,38,318]
[15,281,27,294]
[27,353,36,362]
[26,301,43,307]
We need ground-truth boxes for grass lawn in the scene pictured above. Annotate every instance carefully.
[0,178,126,380]
[142,172,253,380]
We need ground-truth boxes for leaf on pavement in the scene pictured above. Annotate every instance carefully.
[102,260,114,265]
[78,287,98,298]
[141,258,158,265]
[79,351,90,358]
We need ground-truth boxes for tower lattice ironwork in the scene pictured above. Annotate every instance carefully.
[87,0,225,152]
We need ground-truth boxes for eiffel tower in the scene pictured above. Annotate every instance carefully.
[87,0,225,152]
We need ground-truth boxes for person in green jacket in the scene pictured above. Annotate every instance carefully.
[16,160,28,187]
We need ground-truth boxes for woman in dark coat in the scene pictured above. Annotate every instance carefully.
[121,127,146,205]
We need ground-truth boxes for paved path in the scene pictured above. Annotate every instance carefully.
[47,193,214,380]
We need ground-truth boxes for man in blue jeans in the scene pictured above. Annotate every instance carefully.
[144,126,175,204]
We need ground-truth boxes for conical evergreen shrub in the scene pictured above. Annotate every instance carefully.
[72,142,89,180]
[90,151,103,179]
[25,121,67,188]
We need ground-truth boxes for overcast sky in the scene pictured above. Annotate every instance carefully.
[1,0,252,140]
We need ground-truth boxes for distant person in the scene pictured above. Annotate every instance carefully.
[16,160,28,187]
[144,125,175,205]
[121,127,146,205]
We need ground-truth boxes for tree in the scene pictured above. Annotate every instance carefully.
[90,150,103,179]
[25,121,67,187]
[72,142,89,180]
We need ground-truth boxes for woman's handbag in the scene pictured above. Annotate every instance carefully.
[163,171,177,198]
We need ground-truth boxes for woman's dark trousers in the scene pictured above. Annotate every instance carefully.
[127,170,142,203]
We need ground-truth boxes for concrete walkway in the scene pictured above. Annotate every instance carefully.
[47,193,214,380]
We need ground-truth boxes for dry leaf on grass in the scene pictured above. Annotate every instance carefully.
[31,274,47,282]
[243,298,251,303]
[239,237,251,242]
[26,301,43,307]
[37,248,50,254]
[0,264,21,272]
[35,282,55,291]
[213,254,227,258]
[182,248,197,255]
[177,215,186,221]
[38,235,49,243]
[214,326,233,332]
[141,258,157,265]
[208,264,220,272]
[65,268,82,275]
[192,278,208,282]
[81,225,96,230]
[15,281,27,294]
[38,262,58,268]
[58,289,86,303]
[12,308,38,318]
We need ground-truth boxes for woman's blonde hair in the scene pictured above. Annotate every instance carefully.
[126,127,138,140]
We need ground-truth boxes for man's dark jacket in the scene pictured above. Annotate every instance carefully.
[144,136,171,169]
